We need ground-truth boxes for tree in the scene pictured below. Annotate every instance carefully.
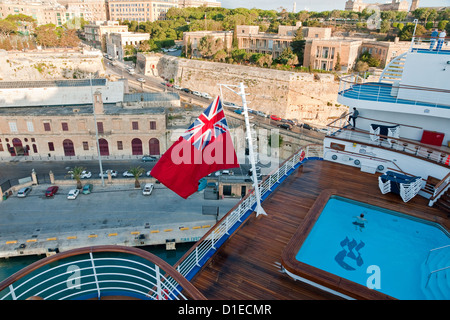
[69,166,86,189]
[354,60,369,72]
[128,166,145,188]
[0,19,17,37]
[58,28,80,47]
[334,53,341,71]
[35,24,58,48]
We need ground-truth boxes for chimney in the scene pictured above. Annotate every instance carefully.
[93,90,103,114]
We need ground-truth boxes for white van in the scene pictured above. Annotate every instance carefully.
[142,183,154,195]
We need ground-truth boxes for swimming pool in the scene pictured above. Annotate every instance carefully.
[282,193,450,300]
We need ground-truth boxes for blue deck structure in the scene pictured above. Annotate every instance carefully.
[339,82,450,110]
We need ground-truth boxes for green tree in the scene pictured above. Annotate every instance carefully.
[128,166,145,188]
[68,166,86,189]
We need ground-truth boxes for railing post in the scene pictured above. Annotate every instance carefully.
[89,252,101,300]
[8,284,17,300]
[155,265,162,300]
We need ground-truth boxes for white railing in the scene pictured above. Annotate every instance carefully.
[0,246,205,300]
[338,76,450,108]
[429,172,450,207]
[171,146,322,286]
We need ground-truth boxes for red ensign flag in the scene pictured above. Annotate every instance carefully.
[151,96,239,199]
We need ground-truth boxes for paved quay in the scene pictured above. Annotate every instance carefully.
[0,183,239,258]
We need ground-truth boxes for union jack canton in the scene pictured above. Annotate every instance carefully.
[181,97,229,150]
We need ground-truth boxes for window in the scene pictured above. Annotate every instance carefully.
[83,141,89,150]
[48,142,55,151]
[132,121,139,130]
[117,141,123,150]
[8,122,18,133]
[0,143,3,152]
[44,122,51,131]
[150,121,156,130]
[61,122,69,131]
[27,121,34,132]
[97,122,104,133]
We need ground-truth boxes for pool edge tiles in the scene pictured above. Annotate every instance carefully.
[281,189,450,300]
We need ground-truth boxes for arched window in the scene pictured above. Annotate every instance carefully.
[131,138,143,155]
[98,138,109,156]
[149,138,160,156]
[63,139,75,156]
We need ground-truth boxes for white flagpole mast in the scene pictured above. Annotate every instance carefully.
[219,82,267,217]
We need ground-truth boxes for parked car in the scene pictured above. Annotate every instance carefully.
[192,91,202,97]
[142,183,154,195]
[142,155,157,162]
[17,187,32,198]
[128,70,136,75]
[123,170,142,177]
[277,123,292,130]
[181,88,191,93]
[173,85,181,90]
[223,101,236,108]
[165,83,173,87]
[256,111,265,117]
[146,170,152,177]
[82,184,93,195]
[270,115,281,121]
[67,189,80,200]
[70,170,92,179]
[98,170,118,178]
[45,186,59,197]
[302,123,312,130]
[233,109,242,115]
[137,78,146,83]
[201,92,212,99]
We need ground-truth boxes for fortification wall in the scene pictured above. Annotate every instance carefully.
[0,49,106,81]
[157,56,347,125]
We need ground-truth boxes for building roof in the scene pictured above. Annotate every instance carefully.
[0,79,107,89]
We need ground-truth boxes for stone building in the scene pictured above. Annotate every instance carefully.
[0,79,181,159]
[304,38,362,72]
[106,32,150,61]
[345,0,409,12]
[84,20,128,51]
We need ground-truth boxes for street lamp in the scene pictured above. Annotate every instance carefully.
[90,74,105,186]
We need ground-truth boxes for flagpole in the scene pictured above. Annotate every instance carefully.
[218,83,267,217]
[239,83,267,217]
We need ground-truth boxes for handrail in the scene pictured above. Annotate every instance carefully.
[430,171,450,200]
[425,244,450,264]
[169,146,315,287]
[0,245,206,300]
[425,266,450,288]
[327,122,449,166]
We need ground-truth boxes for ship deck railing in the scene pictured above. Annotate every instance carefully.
[326,113,450,167]
[338,77,450,110]
[0,245,206,300]
[410,35,450,55]
[168,145,322,287]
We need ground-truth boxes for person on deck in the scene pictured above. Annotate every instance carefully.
[436,30,446,51]
[348,107,359,130]
[429,29,439,50]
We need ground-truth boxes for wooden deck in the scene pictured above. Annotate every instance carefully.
[189,160,449,300]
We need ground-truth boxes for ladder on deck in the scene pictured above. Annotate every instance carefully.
[379,52,407,84]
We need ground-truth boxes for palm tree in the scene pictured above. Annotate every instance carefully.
[129,166,145,188]
[69,166,86,189]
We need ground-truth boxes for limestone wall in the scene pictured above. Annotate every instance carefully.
[157,55,347,125]
[0,49,106,81]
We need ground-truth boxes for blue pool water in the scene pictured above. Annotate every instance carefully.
[295,196,450,300]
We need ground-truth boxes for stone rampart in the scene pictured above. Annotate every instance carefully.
[157,55,347,125]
